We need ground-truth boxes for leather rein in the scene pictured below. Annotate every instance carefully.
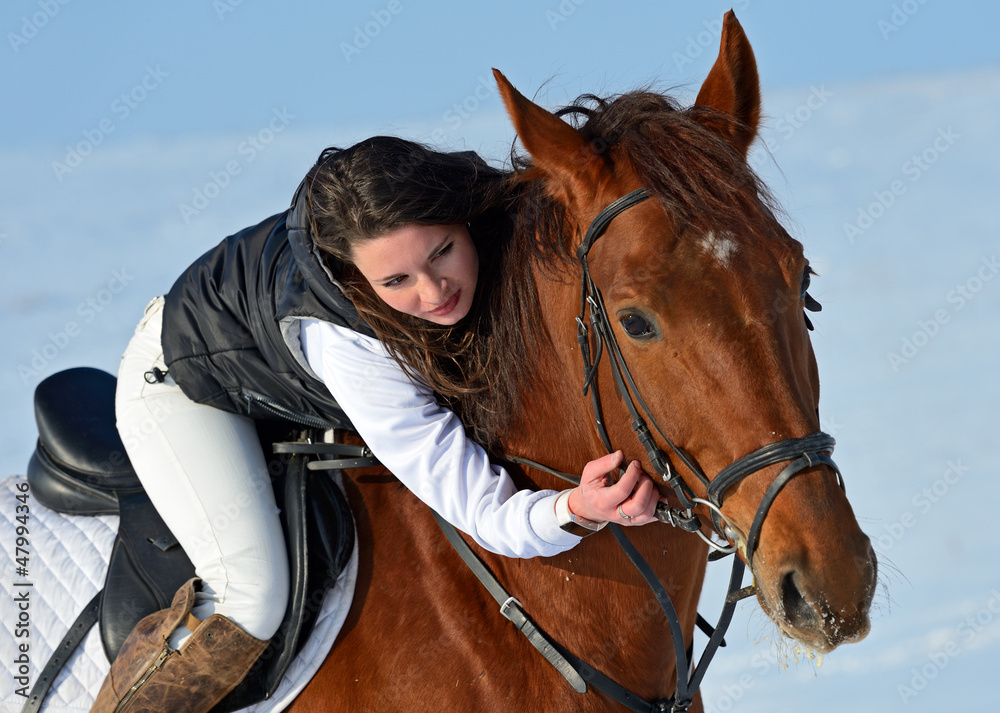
[571,187,844,566]
[493,187,846,712]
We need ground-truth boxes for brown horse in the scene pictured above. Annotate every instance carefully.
[289,12,876,712]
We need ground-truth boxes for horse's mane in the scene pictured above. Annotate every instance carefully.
[514,89,781,263]
[461,89,781,452]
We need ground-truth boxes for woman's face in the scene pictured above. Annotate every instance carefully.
[350,223,479,326]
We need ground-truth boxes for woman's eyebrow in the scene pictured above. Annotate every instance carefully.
[372,234,451,284]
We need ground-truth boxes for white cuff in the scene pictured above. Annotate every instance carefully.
[528,491,584,547]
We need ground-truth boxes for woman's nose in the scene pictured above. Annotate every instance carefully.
[418,274,448,304]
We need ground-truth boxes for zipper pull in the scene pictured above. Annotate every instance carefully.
[143,367,169,384]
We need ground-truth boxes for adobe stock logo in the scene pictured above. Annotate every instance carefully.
[51,65,169,182]
[872,459,969,554]
[177,108,295,223]
[844,127,959,244]
[897,588,1000,705]
[878,0,931,40]
[340,0,406,63]
[7,0,72,53]
[669,1,753,71]
[18,268,135,385]
[761,85,833,155]
[886,255,999,372]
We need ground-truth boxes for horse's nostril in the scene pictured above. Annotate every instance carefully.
[780,571,816,630]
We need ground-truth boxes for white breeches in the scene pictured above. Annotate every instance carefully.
[115,296,289,644]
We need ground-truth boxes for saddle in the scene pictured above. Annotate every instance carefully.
[24,367,365,712]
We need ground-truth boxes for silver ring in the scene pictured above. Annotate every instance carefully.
[689,498,740,554]
[617,505,633,520]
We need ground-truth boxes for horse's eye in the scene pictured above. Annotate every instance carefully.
[800,267,812,297]
[801,266,822,313]
[800,266,821,330]
[619,313,656,339]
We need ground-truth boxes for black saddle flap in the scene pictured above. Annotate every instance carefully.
[100,491,193,659]
[99,445,355,712]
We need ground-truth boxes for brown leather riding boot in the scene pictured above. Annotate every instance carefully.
[91,578,269,713]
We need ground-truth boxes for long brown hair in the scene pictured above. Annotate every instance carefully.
[304,137,535,451]
[305,92,779,452]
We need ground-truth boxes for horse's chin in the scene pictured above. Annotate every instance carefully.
[774,607,871,654]
[755,580,873,654]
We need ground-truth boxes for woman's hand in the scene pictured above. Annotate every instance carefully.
[567,450,660,526]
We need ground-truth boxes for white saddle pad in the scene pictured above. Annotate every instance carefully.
[0,474,357,713]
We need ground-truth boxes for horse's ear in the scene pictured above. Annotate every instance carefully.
[693,11,760,157]
[493,68,603,206]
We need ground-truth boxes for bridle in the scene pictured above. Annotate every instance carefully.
[440,187,848,712]
[574,187,844,567]
[503,187,846,712]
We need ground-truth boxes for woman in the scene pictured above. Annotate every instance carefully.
[94,136,662,712]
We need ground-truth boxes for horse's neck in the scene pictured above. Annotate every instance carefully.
[483,495,708,702]
[501,265,594,470]
[486,270,709,702]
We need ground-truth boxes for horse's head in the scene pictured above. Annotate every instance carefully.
[495,11,876,653]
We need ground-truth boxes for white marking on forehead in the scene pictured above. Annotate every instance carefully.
[700,230,739,267]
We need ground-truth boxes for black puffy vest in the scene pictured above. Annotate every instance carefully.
[161,184,374,429]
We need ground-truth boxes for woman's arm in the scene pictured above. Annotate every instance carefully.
[300,319,584,558]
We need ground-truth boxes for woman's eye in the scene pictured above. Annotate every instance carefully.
[382,275,406,288]
[800,267,812,297]
[619,313,656,339]
[433,243,453,260]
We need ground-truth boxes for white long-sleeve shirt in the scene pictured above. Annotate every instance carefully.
[298,319,582,558]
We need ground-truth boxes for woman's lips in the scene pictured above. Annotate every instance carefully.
[428,290,460,317]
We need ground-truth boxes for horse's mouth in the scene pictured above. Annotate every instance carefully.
[754,559,877,654]
[772,600,873,654]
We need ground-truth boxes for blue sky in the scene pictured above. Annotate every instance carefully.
[1,4,999,711]
[3,1,998,151]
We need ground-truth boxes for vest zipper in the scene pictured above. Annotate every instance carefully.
[114,644,173,713]
[241,388,335,430]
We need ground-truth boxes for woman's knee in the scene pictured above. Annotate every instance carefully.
[208,545,290,641]
[232,577,289,641]
[249,570,290,640]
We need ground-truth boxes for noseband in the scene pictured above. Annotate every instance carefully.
[575,187,845,567]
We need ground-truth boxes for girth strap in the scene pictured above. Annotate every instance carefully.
[20,592,101,713]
